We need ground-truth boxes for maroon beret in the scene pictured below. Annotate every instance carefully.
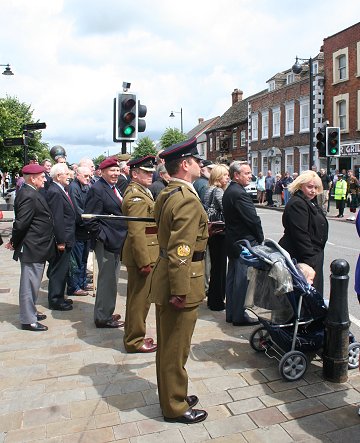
[99,156,119,170]
[22,164,45,174]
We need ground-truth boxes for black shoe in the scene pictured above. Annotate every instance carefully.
[64,298,73,305]
[186,395,199,408]
[164,408,208,424]
[36,313,47,321]
[22,322,48,331]
[233,313,259,326]
[49,303,73,311]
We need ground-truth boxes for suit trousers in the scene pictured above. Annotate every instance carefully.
[155,303,198,418]
[94,241,121,322]
[19,261,45,324]
[47,248,72,306]
[123,266,151,352]
[207,234,227,311]
[225,257,248,323]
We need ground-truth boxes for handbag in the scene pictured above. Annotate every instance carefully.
[206,188,225,236]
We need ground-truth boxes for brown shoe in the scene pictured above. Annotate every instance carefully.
[132,341,157,353]
[112,313,121,321]
[164,408,207,424]
[72,289,88,296]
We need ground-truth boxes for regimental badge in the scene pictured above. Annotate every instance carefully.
[177,244,191,257]
[131,197,142,202]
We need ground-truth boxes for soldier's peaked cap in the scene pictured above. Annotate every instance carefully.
[128,155,156,172]
[159,137,202,162]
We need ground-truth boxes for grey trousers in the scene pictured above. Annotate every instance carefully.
[19,261,45,324]
[94,241,121,323]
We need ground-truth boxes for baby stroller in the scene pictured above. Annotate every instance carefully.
[237,238,360,381]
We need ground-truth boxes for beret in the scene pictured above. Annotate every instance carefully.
[22,164,45,174]
[128,155,156,172]
[159,137,202,163]
[99,156,119,170]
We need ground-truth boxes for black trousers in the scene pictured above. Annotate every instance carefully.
[47,248,72,306]
[207,234,227,311]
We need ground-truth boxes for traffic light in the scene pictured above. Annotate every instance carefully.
[326,127,340,156]
[116,92,137,141]
[138,101,147,135]
[316,129,326,157]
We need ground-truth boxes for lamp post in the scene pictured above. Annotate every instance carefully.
[292,56,314,169]
[169,108,183,133]
[1,64,14,76]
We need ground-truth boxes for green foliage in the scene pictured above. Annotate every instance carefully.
[132,136,157,158]
[0,96,49,173]
[92,154,106,167]
[159,128,186,150]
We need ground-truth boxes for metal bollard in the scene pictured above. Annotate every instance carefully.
[323,259,350,383]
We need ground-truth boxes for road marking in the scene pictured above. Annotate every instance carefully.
[327,241,359,253]
[350,314,360,328]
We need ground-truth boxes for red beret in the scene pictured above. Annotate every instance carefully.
[22,164,45,174]
[99,156,119,170]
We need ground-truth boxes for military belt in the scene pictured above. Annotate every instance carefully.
[159,248,205,262]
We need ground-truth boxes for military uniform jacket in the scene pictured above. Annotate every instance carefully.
[121,181,159,268]
[149,179,209,307]
[11,184,55,263]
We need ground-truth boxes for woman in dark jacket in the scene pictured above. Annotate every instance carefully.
[279,170,328,295]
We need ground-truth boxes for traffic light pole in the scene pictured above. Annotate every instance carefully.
[309,57,314,169]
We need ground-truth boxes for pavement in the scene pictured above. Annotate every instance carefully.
[0,197,360,442]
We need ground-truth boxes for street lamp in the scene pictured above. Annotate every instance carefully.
[292,56,314,169]
[1,64,14,76]
[169,108,183,133]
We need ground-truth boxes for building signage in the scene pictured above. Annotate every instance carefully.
[340,143,360,156]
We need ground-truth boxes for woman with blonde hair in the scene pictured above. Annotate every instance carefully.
[279,170,328,294]
[203,164,229,311]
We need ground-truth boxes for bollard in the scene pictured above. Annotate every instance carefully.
[323,259,350,383]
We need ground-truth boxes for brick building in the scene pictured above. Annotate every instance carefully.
[322,21,360,175]
[248,54,325,176]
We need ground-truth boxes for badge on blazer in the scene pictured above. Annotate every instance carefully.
[177,244,191,257]
[131,197,142,202]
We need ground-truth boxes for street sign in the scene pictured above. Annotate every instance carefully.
[3,136,26,147]
[23,122,46,130]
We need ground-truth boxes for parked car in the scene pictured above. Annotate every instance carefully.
[245,174,257,201]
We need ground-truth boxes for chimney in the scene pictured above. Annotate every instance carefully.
[232,88,243,105]
[198,118,204,124]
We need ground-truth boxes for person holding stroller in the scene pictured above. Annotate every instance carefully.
[279,170,328,295]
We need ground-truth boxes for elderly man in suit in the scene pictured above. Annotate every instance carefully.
[5,164,56,331]
[46,163,76,311]
[84,157,128,328]
[150,137,208,424]
[122,155,158,353]
[223,161,264,326]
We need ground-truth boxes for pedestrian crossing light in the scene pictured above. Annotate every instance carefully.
[316,129,326,157]
[326,127,340,157]
[117,92,137,141]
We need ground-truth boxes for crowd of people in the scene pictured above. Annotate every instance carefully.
[1,137,360,425]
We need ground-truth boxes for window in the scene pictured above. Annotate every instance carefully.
[262,156,268,174]
[272,108,280,137]
[333,93,349,132]
[286,73,294,84]
[300,152,309,172]
[333,47,349,83]
[252,156,258,176]
[357,42,360,77]
[216,135,220,151]
[312,61,319,75]
[285,104,294,134]
[232,130,237,149]
[268,81,275,92]
[300,99,309,132]
[358,90,360,130]
[209,136,213,152]
[240,130,246,147]
[285,153,294,175]
[262,111,269,139]
[252,114,258,141]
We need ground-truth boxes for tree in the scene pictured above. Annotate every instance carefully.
[132,136,157,158]
[0,96,48,173]
[159,128,187,150]
[92,154,106,167]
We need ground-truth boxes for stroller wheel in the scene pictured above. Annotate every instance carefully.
[279,351,308,381]
[348,342,360,369]
[249,326,271,352]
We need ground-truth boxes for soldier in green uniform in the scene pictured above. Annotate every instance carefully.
[149,137,209,424]
[122,156,158,353]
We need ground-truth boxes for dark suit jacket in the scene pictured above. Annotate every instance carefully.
[11,184,55,262]
[117,174,129,196]
[68,178,90,241]
[223,181,264,258]
[46,182,76,248]
[84,178,127,254]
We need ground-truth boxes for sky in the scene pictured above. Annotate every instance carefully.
[1,0,359,164]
